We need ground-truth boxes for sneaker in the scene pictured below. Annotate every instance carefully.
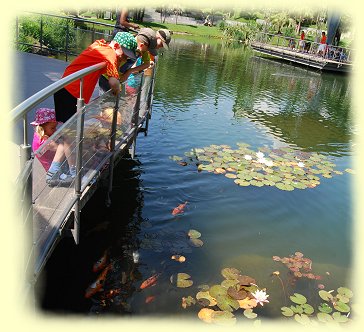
[47,174,75,188]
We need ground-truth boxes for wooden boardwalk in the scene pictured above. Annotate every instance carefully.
[251,42,352,73]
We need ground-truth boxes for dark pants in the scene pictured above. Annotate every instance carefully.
[54,88,77,123]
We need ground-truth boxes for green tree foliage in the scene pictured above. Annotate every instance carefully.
[16,15,76,54]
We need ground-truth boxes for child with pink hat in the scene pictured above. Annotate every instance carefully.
[31,108,72,184]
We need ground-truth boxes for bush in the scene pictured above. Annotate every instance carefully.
[16,15,76,54]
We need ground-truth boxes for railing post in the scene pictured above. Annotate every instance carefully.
[72,78,85,245]
[105,94,120,207]
[144,67,157,134]
[65,21,69,62]
[40,15,43,54]
[130,75,144,159]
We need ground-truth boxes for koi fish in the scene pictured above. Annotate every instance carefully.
[145,295,156,304]
[92,249,109,273]
[140,273,160,290]
[85,264,112,299]
[172,201,188,215]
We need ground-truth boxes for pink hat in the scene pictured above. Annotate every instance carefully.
[30,108,58,126]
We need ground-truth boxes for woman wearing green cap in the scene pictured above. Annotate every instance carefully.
[54,32,138,124]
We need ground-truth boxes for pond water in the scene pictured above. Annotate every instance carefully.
[38,38,355,322]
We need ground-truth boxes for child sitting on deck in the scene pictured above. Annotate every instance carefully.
[31,108,68,176]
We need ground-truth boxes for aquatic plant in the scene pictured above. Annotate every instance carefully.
[280,287,353,325]
[170,143,354,192]
[181,267,267,326]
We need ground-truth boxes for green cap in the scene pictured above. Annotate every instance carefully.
[113,32,138,60]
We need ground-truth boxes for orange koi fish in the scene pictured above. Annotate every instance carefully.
[172,201,188,215]
[92,249,109,273]
[145,295,156,304]
[85,264,112,299]
[140,273,160,290]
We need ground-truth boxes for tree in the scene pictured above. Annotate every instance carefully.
[131,8,145,22]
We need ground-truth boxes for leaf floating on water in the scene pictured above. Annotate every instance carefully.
[214,167,226,174]
[221,267,241,280]
[198,308,215,323]
[169,155,183,161]
[237,297,258,309]
[196,291,218,306]
[345,168,355,174]
[227,287,248,300]
[188,229,201,239]
[237,275,256,286]
[243,308,258,319]
[189,238,204,247]
[176,273,193,288]
[182,296,196,309]
[171,255,186,263]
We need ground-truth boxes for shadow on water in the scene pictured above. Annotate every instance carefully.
[36,156,146,314]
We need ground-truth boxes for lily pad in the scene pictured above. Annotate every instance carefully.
[196,291,217,306]
[227,287,248,300]
[318,303,333,313]
[237,297,258,309]
[290,293,307,305]
[319,290,334,301]
[189,238,204,247]
[171,273,193,288]
[221,267,241,280]
[333,301,350,313]
[243,308,257,319]
[294,314,311,325]
[337,287,353,298]
[317,312,333,323]
[237,275,256,286]
[332,311,349,323]
[211,310,237,326]
[188,229,201,239]
[281,306,294,317]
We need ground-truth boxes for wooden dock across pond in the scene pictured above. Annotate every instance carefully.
[250,42,352,73]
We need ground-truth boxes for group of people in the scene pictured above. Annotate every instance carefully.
[31,9,172,187]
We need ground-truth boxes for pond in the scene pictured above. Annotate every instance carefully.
[38,37,355,324]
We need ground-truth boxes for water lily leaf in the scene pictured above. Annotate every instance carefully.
[181,296,196,308]
[337,287,353,298]
[243,308,257,319]
[215,295,240,312]
[337,294,350,303]
[302,303,314,315]
[234,179,250,186]
[209,285,227,298]
[332,311,349,323]
[237,297,257,309]
[188,229,201,239]
[290,305,304,314]
[319,290,334,301]
[317,312,333,323]
[281,306,294,317]
[215,167,226,174]
[198,308,215,323]
[189,238,204,247]
[174,273,193,288]
[318,303,333,313]
[333,301,350,313]
[290,293,307,305]
[227,287,248,300]
[170,155,183,161]
[221,279,239,289]
[294,314,311,325]
[221,267,241,280]
[237,275,256,286]
[196,291,217,306]
[225,173,237,179]
[211,310,237,326]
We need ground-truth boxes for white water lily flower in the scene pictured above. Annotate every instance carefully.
[257,157,267,164]
[297,162,305,168]
[251,289,270,306]
[256,151,265,159]
[264,160,274,167]
[244,155,252,160]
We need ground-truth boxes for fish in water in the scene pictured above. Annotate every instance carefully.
[145,295,156,304]
[140,273,160,290]
[92,249,109,273]
[85,263,112,298]
[172,201,188,215]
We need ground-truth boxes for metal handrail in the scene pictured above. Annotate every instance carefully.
[10,62,106,123]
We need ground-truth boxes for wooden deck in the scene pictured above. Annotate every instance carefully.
[250,42,352,73]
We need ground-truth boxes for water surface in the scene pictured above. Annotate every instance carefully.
[39,38,354,321]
